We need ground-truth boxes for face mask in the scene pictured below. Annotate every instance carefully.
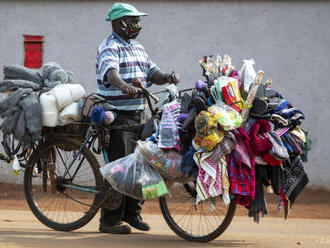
[121,19,142,39]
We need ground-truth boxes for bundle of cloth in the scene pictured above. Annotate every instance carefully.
[0,62,86,145]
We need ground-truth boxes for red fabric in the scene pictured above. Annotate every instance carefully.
[227,127,256,206]
[249,119,273,155]
[262,153,282,166]
[280,188,288,207]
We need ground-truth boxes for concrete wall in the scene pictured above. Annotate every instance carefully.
[0,1,329,187]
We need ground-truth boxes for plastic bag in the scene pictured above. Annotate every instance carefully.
[238,59,256,93]
[100,150,168,200]
[207,102,242,131]
[137,141,185,180]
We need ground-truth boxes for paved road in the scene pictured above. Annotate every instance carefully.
[0,210,329,248]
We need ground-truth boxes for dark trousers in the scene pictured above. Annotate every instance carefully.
[100,111,145,225]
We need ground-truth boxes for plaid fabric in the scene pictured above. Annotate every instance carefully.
[227,153,251,196]
[96,31,159,111]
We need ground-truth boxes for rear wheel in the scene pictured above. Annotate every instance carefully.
[24,138,103,231]
[159,182,236,242]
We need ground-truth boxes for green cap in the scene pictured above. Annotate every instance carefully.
[106,3,148,21]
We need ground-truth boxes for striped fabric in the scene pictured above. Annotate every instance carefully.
[96,31,159,111]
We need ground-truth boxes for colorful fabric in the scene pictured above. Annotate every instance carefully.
[226,127,256,206]
[208,131,236,162]
[194,151,224,204]
[96,31,159,111]
[194,111,224,151]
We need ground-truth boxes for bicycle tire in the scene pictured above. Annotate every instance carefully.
[159,182,236,242]
[24,138,103,231]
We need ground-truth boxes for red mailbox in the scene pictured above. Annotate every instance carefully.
[24,35,43,68]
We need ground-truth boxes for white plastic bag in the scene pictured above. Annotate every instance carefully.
[238,59,256,93]
[100,150,168,200]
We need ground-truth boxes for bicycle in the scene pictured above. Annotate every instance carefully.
[22,86,236,242]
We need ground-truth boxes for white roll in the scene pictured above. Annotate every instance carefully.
[68,84,86,102]
[51,84,74,110]
[42,112,59,127]
[40,92,58,113]
[58,102,82,125]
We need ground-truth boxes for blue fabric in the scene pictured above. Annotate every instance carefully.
[181,147,198,178]
[91,107,106,125]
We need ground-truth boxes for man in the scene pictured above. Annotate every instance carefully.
[95,3,179,234]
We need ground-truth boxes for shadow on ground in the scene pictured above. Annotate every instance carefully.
[0,229,256,248]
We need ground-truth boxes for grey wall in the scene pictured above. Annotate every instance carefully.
[0,1,329,187]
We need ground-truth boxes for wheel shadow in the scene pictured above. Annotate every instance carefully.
[0,229,256,248]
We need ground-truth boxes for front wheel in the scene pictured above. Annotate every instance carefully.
[24,138,104,231]
[159,182,236,242]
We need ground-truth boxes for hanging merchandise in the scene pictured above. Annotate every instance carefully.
[238,59,257,94]
[208,102,242,131]
[158,99,181,150]
[194,151,230,205]
[221,78,244,112]
[100,149,168,200]
[137,140,186,180]
[193,111,224,152]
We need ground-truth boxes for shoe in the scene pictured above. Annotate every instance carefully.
[124,214,150,231]
[99,222,131,234]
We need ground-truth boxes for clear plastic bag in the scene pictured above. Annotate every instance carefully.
[137,141,185,180]
[208,102,242,131]
[100,150,168,200]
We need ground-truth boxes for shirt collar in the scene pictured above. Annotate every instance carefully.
[112,31,130,45]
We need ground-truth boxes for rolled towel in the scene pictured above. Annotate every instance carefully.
[68,84,86,102]
[51,84,74,110]
[58,102,82,125]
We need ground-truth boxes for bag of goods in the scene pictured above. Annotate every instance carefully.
[100,149,168,200]
[137,141,186,180]
[208,102,242,131]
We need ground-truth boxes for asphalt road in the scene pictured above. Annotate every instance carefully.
[0,210,329,248]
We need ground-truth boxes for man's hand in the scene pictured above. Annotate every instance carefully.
[170,72,180,85]
[120,84,138,96]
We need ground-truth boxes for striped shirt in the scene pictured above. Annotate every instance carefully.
[96,31,159,111]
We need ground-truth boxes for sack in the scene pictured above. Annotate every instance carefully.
[100,149,168,200]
